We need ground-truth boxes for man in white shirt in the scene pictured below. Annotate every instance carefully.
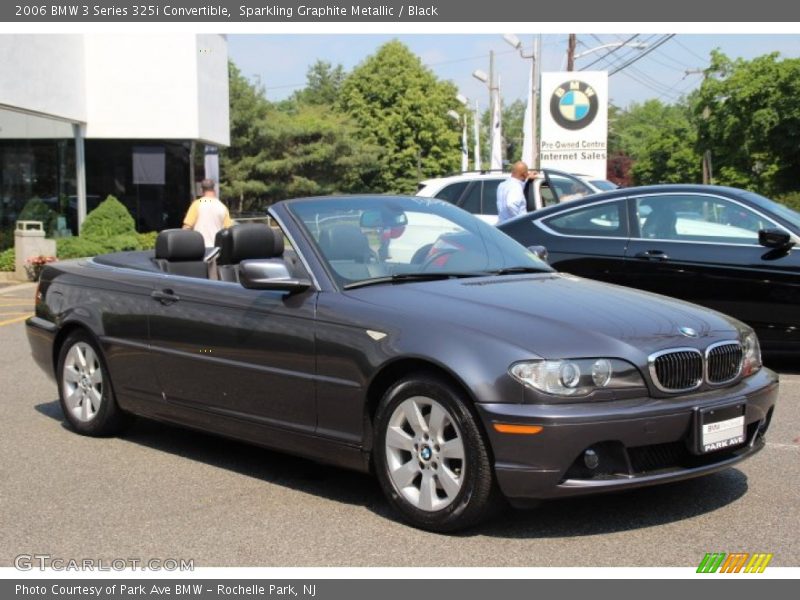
[182,178,232,246]
[496,162,536,224]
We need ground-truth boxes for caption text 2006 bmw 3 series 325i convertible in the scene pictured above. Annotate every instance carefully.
[26,196,778,531]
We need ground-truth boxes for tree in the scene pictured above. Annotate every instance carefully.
[251,103,379,204]
[695,50,800,195]
[291,60,346,106]
[339,40,462,193]
[220,61,272,214]
[221,61,378,212]
[611,99,701,185]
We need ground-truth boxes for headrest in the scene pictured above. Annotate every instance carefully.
[319,224,371,262]
[215,223,284,265]
[155,229,205,261]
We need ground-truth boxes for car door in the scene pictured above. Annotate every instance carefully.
[532,197,630,284]
[623,192,800,346]
[147,266,317,432]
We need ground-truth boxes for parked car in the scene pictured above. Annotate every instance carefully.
[27,195,777,531]
[498,184,800,355]
[416,168,604,224]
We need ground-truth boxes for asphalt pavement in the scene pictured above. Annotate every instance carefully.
[0,287,798,567]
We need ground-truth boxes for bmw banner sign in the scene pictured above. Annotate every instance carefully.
[540,71,608,179]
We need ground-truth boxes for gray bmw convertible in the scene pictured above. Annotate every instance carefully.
[26,195,778,531]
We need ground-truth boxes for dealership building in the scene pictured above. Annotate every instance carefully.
[0,33,229,247]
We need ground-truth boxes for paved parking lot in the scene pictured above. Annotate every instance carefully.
[1,284,798,567]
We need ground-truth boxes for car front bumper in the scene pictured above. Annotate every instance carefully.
[477,368,778,507]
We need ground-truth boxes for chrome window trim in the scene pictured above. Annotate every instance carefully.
[533,190,799,248]
[704,340,743,386]
[534,197,628,240]
[648,347,704,393]
[631,191,798,246]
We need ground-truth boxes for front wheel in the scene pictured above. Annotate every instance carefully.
[57,331,130,436]
[373,375,499,532]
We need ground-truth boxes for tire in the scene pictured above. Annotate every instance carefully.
[56,331,130,436]
[373,374,499,532]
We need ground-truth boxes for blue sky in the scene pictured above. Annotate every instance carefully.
[228,34,800,109]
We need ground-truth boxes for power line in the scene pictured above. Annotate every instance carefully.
[608,34,677,76]
[673,37,709,62]
[579,33,641,71]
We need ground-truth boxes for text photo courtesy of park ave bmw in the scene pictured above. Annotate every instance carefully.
[0,1,799,588]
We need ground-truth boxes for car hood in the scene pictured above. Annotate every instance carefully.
[348,273,743,360]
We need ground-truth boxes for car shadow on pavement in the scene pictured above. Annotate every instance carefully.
[35,399,747,537]
[34,400,390,516]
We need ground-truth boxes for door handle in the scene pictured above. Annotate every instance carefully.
[151,289,180,305]
[634,250,669,261]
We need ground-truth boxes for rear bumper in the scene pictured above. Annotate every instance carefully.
[26,316,57,382]
[477,368,778,506]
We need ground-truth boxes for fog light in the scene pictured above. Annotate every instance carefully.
[584,449,599,469]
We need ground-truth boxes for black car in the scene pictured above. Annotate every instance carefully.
[498,184,800,355]
[26,195,777,531]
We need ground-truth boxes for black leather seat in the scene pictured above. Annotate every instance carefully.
[154,229,208,278]
[214,223,285,282]
[319,224,374,263]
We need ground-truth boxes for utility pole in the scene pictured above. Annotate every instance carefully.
[686,68,712,184]
[567,34,577,71]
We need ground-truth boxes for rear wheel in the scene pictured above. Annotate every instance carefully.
[57,332,130,436]
[374,375,498,532]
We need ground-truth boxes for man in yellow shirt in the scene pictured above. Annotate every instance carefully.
[182,178,232,246]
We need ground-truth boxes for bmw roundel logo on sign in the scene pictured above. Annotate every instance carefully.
[550,80,599,131]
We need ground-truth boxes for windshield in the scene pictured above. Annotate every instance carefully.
[287,196,551,287]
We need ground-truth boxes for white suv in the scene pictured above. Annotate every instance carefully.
[416,168,613,225]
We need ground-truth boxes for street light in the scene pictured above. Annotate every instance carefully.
[503,33,540,169]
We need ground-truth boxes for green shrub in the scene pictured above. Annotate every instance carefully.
[0,248,14,272]
[0,226,13,252]
[80,195,136,241]
[137,231,158,250]
[19,197,58,236]
[56,237,106,260]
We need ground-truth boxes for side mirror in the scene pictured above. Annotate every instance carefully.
[758,228,794,250]
[528,245,549,262]
[239,260,312,293]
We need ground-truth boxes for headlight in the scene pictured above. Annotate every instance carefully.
[509,358,645,397]
[742,331,762,377]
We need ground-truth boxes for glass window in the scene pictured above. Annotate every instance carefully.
[635,195,775,243]
[434,181,468,205]
[544,201,626,237]
[481,179,502,215]
[458,182,482,214]
[547,173,594,202]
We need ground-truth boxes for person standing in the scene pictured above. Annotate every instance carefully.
[496,161,536,224]
[182,178,232,246]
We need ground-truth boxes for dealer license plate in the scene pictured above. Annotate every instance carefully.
[694,402,746,454]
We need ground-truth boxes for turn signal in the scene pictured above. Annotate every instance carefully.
[493,423,543,435]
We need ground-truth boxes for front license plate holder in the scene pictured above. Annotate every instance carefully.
[692,401,746,455]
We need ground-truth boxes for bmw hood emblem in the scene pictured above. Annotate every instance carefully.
[679,326,699,338]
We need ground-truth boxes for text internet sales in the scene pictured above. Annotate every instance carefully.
[240,5,439,17]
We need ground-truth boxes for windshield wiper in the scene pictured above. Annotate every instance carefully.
[485,266,549,275]
[343,272,483,290]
